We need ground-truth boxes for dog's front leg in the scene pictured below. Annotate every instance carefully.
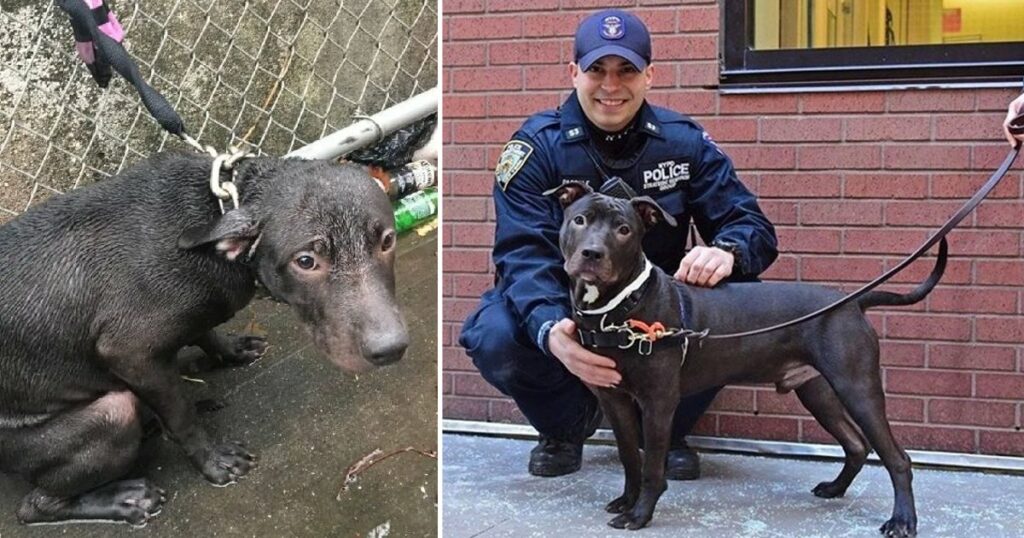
[610,394,676,530]
[98,343,256,486]
[597,390,642,516]
[194,330,269,368]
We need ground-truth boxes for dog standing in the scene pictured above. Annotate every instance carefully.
[554,184,945,536]
[0,153,408,525]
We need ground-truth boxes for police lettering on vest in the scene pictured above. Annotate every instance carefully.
[642,159,690,191]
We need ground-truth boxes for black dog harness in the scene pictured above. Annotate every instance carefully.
[574,258,707,357]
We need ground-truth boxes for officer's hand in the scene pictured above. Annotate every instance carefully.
[1004,94,1024,147]
[548,319,621,388]
[675,246,734,287]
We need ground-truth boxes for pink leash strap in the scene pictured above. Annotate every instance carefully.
[68,0,125,87]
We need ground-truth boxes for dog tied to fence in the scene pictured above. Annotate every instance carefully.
[553,184,946,537]
[0,152,408,526]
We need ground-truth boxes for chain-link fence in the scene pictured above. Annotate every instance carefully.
[0,0,437,223]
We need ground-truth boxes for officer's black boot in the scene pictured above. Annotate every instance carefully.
[666,441,700,481]
[528,403,602,477]
[528,437,584,477]
[665,386,721,481]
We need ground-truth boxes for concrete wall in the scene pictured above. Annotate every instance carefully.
[441,0,1024,457]
[0,0,437,221]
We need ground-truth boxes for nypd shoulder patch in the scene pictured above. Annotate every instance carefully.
[495,140,534,191]
[702,130,724,156]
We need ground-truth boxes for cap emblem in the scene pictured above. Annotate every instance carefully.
[600,16,624,39]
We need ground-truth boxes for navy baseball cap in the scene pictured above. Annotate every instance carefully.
[574,10,652,71]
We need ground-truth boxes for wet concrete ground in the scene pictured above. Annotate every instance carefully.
[0,230,438,538]
[443,434,1024,537]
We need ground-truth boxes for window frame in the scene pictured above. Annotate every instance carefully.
[720,1,1024,92]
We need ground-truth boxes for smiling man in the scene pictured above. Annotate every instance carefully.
[460,9,778,479]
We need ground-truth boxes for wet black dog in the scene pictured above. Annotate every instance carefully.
[553,185,944,536]
[0,152,408,526]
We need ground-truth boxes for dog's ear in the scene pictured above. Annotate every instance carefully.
[542,181,592,209]
[178,209,261,261]
[631,196,677,229]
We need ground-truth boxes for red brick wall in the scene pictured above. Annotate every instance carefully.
[441,0,1024,457]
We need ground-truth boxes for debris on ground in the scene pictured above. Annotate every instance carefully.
[338,447,438,499]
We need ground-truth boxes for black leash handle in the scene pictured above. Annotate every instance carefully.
[56,0,187,138]
[704,118,1024,341]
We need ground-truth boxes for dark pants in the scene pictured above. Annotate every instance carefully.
[459,289,720,443]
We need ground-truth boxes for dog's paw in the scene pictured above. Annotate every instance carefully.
[108,479,167,527]
[218,335,269,366]
[198,441,257,486]
[195,398,228,414]
[605,494,636,514]
[811,480,847,499]
[879,517,917,537]
[18,478,166,527]
[608,509,652,531]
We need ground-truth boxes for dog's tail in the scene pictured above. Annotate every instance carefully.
[857,237,948,310]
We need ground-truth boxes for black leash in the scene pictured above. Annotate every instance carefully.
[577,114,1024,350]
[57,0,257,210]
[56,0,190,142]
[700,115,1024,341]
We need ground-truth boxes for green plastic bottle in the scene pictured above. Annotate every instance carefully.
[393,187,438,233]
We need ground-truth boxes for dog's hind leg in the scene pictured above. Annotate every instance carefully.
[795,376,869,498]
[2,391,166,526]
[598,390,642,516]
[818,342,917,537]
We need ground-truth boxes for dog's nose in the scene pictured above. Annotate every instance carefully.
[581,247,605,261]
[365,332,408,366]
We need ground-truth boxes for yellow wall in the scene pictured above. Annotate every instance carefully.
[757,0,1024,50]
[943,0,1024,43]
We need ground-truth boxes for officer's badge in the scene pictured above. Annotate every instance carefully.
[495,140,533,191]
[601,16,624,39]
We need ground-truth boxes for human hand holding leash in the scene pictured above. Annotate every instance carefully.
[674,246,734,287]
[548,319,621,388]
[1002,93,1024,147]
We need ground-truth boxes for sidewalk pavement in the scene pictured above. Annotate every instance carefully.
[443,433,1024,537]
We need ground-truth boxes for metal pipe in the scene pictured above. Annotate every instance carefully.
[285,87,439,160]
[443,419,1024,474]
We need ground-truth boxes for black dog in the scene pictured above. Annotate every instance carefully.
[554,185,944,536]
[0,152,408,526]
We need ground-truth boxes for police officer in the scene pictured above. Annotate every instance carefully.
[459,9,778,479]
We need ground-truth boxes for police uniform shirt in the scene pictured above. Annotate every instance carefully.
[490,91,778,353]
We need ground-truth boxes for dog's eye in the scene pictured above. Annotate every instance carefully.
[381,230,396,252]
[573,215,586,226]
[617,225,631,236]
[294,255,317,271]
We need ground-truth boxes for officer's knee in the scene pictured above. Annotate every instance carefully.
[460,298,557,395]
[462,322,523,393]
